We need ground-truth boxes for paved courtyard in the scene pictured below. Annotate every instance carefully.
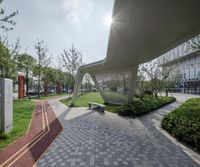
[37,94,200,167]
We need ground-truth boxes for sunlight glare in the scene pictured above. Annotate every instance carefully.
[104,14,112,27]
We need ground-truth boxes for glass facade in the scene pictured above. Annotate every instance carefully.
[95,70,132,104]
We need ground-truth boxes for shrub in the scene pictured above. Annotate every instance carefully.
[118,96,175,116]
[0,133,8,139]
[162,98,200,152]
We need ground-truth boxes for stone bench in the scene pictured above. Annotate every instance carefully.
[88,102,105,112]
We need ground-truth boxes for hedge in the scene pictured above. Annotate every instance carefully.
[118,96,176,116]
[161,98,200,152]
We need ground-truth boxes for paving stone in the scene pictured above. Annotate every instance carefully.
[37,97,200,167]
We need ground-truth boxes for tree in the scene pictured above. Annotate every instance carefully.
[0,0,18,32]
[140,60,163,98]
[61,44,83,77]
[65,73,74,93]
[83,73,93,92]
[34,40,51,98]
[0,36,20,80]
[137,67,148,100]
[139,58,181,98]
[119,72,129,96]
[187,34,200,52]
[16,53,36,95]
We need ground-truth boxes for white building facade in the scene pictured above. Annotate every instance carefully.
[158,39,200,93]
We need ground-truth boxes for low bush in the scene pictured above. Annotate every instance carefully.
[118,96,176,116]
[161,98,200,152]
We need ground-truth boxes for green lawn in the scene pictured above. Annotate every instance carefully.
[162,98,200,152]
[60,92,175,114]
[30,92,69,100]
[60,92,120,113]
[0,99,35,149]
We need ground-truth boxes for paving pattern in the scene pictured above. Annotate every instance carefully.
[37,94,200,167]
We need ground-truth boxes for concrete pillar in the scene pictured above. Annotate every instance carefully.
[128,66,138,104]
[90,74,108,102]
[71,70,84,106]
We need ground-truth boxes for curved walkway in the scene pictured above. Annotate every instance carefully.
[0,101,62,167]
[37,94,200,167]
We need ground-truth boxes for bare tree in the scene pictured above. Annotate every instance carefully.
[137,67,148,100]
[187,34,200,50]
[140,60,163,98]
[0,0,18,32]
[83,73,93,92]
[61,44,83,77]
[34,40,51,98]
[161,63,181,96]
[187,34,200,52]
[139,58,181,98]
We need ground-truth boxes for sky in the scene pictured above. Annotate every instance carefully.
[2,0,114,67]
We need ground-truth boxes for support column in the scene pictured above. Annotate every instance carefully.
[71,70,84,106]
[128,66,138,104]
[90,74,108,102]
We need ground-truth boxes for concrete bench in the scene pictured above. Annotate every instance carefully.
[88,102,105,112]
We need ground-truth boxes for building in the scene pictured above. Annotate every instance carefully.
[157,37,200,93]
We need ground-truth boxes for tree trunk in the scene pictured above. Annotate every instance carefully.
[155,92,158,98]
[165,89,168,97]
[38,78,40,98]
[26,69,29,96]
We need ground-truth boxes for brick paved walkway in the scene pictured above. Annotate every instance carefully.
[37,94,200,167]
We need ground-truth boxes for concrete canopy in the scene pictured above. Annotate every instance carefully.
[72,0,200,105]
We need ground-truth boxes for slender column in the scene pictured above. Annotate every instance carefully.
[71,70,84,106]
[90,74,108,102]
[128,66,138,104]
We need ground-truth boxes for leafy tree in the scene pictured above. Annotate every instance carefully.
[42,67,56,95]
[16,53,36,95]
[0,44,15,79]
[0,36,20,80]
[34,40,51,98]
[0,0,18,31]
[103,79,120,92]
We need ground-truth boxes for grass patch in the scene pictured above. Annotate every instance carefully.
[0,99,35,149]
[60,92,175,115]
[60,92,120,113]
[161,98,200,152]
[30,92,69,100]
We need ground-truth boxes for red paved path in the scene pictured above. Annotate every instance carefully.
[0,101,63,167]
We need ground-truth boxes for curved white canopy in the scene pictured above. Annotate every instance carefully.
[72,0,200,105]
[80,0,200,74]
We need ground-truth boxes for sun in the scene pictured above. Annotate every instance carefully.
[104,14,112,27]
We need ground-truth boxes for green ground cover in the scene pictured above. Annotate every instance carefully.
[30,92,69,100]
[60,92,175,115]
[60,92,119,113]
[0,99,35,149]
[118,96,175,116]
[162,98,200,152]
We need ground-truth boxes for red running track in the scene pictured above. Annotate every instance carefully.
[0,101,63,167]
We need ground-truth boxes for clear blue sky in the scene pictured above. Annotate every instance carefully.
[2,0,114,66]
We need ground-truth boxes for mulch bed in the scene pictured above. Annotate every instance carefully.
[0,101,63,167]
